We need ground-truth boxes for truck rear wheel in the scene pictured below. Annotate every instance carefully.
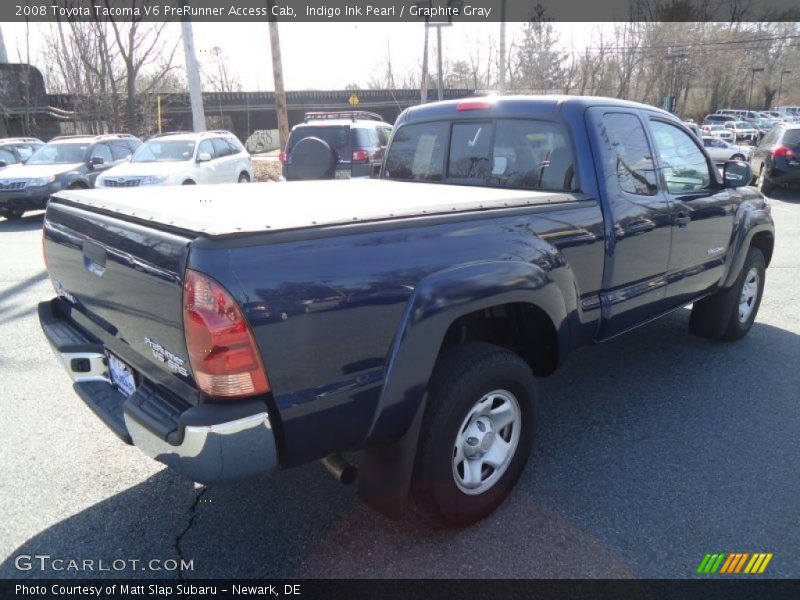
[689,247,765,341]
[411,342,536,527]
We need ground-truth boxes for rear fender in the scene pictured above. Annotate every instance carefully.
[357,259,572,518]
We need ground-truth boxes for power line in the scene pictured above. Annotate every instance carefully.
[586,33,800,52]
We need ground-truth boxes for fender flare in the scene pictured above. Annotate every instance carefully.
[721,207,774,289]
[357,259,574,518]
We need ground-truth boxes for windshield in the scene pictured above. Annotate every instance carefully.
[27,143,88,165]
[783,130,800,146]
[132,140,196,162]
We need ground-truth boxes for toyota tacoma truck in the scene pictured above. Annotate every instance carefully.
[39,96,773,527]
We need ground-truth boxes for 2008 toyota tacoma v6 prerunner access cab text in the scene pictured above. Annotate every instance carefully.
[39,96,774,527]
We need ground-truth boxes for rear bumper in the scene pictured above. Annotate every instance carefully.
[38,299,279,484]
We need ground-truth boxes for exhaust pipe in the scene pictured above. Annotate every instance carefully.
[321,454,357,485]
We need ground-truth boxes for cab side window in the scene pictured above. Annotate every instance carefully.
[602,113,658,196]
[491,119,578,191]
[650,121,712,194]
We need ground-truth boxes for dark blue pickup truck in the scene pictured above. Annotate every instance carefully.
[39,96,774,527]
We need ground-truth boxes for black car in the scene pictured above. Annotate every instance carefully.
[280,111,392,180]
[750,124,800,194]
[0,137,44,169]
[0,133,141,219]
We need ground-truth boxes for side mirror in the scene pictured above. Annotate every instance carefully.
[0,160,7,168]
[197,152,212,163]
[723,160,752,188]
[90,156,105,168]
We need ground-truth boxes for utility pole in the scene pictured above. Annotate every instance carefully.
[267,0,289,150]
[0,25,8,63]
[777,70,792,108]
[425,22,451,102]
[749,67,764,111]
[498,0,506,92]
[180,17,206,132]
[421,21,429,103]
[663,52,688,114]
[436,25,443,101]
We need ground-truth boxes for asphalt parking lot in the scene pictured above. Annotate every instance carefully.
[1,190,798,580]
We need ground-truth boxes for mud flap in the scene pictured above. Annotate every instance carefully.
[356,398,426,520]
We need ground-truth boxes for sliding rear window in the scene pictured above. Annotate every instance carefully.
[384,119,578,191]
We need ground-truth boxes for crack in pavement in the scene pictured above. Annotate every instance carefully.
[174,485,207,581]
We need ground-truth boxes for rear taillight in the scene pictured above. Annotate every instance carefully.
[278,151,287,163]
[352,149,369,162]
[183,269,270,399]
[773,146,796,158]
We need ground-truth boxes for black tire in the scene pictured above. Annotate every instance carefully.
[287,137,336,181]
[238,171,250,183]
[182,180,196,185]
[689,247,766,341]
[410,342,537,528]
[731,153,745,161]
[68,182,88,190]
[2,207,25,219]
[757,165,774,196]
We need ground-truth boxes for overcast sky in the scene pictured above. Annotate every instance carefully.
[1,21,607,90]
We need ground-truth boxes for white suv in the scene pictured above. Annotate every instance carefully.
[96,130,253,188]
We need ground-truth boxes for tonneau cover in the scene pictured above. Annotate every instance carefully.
[54,179,579,238]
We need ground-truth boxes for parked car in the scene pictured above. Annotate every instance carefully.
[701,136,753,163]
[96,130,252,188]
[701,124,735,143]
[0,133,140,219]
[683,121,702,140]
[280,111,393,180]
[703,113,737,126]
[0,137,44,169]
[724,121,759,144]
[39,96,772,528]
[750,123,800,194]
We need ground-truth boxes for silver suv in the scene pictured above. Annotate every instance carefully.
[97,130,253,188]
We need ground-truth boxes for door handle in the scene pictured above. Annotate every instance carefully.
[675,212,691,228]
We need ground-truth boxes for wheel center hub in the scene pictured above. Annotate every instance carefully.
[463,417,494,459]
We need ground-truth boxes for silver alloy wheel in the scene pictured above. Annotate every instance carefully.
[452,389,521,496]
[738,267,760,323]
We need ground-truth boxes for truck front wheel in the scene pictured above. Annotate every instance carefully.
[689,247,766,341]
[411,342,536,527]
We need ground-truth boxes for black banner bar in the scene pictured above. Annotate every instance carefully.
[3,0,800,23]
[3,579,800,600]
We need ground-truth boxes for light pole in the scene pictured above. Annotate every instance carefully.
[777,70,792,108]
[748,67,764,111]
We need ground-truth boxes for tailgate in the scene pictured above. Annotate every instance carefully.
[43,197,195,391]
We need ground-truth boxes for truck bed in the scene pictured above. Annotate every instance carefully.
[54,179,581,237]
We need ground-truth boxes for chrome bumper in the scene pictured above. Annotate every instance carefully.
[124,410,279,485]
[40,301,279,486]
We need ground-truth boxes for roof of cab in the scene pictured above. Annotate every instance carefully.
[398,94,673,125]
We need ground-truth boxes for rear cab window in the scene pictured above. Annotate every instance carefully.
[384,118,579,191]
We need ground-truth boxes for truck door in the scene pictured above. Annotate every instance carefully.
[647,118,737,305]
[586,108,673,339]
